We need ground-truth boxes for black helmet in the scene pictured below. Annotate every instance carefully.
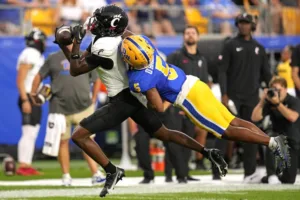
[235,13,257,31]
[88,5,128,37]
[25,28,47,46]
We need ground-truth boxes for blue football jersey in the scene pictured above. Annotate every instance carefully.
[127,51,186,103]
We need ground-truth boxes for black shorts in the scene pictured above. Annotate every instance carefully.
[80,88,162,136]
[18,94,42,126]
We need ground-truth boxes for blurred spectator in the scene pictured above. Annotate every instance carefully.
[132,0,175,36]
[201,0,240,35]
[159,0,186,33]
[183,0,209,34]
[291,44,300,97]
[77,0,106,23]
[58,0,82,26]
[0,0,39,35]
[276,45,296,97]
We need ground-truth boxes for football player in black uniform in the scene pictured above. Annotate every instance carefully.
[55,5,227,197]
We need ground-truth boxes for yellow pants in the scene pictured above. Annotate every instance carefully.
[176,76,235,138]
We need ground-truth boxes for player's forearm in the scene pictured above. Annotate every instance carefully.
[277,103,299,123]
[69,42,91,76]
[17,81,28,100]
[31,73,42,94]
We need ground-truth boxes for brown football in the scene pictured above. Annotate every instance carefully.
[56,26,73,45]
[2,156,16,176]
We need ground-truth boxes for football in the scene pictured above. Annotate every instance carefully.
[2,156,16,176]
[55,26,73,45]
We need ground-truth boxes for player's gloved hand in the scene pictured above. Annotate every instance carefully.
[202,148,228,177]
[71,24,86,44]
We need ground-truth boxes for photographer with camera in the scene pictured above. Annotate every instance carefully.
[252,76,300,184]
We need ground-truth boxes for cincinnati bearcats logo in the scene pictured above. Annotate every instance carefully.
[111,14,122,28]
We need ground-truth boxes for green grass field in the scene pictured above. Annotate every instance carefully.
[1,160,299,200]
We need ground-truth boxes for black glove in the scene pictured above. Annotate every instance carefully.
[202,148,228,177]
[71,24,86,44]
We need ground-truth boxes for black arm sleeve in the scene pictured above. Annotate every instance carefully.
[260,47,272,84]
[218,42,231,95]
[85,54,113,70]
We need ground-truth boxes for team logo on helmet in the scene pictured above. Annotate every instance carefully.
[111,14,122,29]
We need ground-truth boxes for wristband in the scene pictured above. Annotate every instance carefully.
[21,99,29,103]
[275,103,281,107]
[71,54,80,59]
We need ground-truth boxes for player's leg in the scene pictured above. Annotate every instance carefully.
[17,96,41,175]
[183,80,290,171]
[130,103,227,177]
[58,115,71,186]
[72,104,105,185]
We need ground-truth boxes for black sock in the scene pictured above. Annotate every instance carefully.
[103,161,116,174]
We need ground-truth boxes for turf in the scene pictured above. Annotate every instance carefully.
[6,190,300,200]
[0,160,216,181]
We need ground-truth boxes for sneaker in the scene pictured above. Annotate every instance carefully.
[272,135,291,174]
[16,167,42,176]
[62,174,72,186]
[99,167,125,198]
[268,175,281,185]
[243,172,263,184]
[187,176,200,181]
[139,178,154,184]
[177,178,187,184]
[92,171,106,186]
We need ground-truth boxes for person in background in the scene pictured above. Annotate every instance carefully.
[252,76,300,184]
[276,45,296,97]
[16,28,46,176]
[166,25,210,181]
[218,13,272,182]
[30,44,105,186]
[291,44,300,97]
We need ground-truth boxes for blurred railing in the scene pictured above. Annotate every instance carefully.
[1,4,300,36]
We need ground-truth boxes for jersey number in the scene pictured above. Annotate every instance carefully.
[155,56,178,80]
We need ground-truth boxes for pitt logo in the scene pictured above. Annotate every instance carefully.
[122,48,130,61]
[61,59,70,71]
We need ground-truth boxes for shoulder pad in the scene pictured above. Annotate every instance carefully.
[90,36,122,58]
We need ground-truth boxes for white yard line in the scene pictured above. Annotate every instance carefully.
[0,175,300,198]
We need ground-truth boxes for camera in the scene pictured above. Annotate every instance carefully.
[267,88,279,98]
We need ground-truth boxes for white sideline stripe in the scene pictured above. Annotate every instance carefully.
[0,175,300,198]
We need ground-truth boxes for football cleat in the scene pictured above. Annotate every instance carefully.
[99,167,125,198]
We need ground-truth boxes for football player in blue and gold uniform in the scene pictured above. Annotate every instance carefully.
[121,35,291,173]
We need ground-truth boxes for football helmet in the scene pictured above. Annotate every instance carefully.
[121,35,155,69]
[25,28,47,53]
[87,5,128,37]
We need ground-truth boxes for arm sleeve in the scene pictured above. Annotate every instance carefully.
[260,48,272,84]
[291,45,300,68]
[199,57,209,83]
[39,56,51,79]
[218,42,231,95]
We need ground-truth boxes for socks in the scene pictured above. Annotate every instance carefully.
[103,161,116,174]
[268,137,277,150]
[63,173,71,179]
[18,125,38,164]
